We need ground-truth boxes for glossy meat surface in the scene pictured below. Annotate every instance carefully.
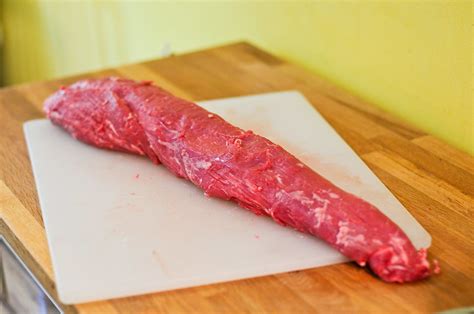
[44,77,434,282]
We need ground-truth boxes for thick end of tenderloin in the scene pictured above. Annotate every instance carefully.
[44,82,159,164]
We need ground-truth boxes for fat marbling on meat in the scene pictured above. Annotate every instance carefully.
[44,77,435,282]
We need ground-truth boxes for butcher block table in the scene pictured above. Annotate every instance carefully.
[0,42,473,313]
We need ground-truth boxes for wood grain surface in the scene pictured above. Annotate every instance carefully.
[0,42,473,313]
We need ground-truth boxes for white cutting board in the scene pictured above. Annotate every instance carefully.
[24,91,430,304]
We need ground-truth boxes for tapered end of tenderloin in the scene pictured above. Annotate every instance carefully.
[369,247,435,283]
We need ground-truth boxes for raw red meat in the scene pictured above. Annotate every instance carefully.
[44,77,434,282]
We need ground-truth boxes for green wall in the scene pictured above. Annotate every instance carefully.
[2,1,472,154]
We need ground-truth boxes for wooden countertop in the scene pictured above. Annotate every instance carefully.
[0,42,472,313]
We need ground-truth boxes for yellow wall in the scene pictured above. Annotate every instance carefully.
[2,1,472,155]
